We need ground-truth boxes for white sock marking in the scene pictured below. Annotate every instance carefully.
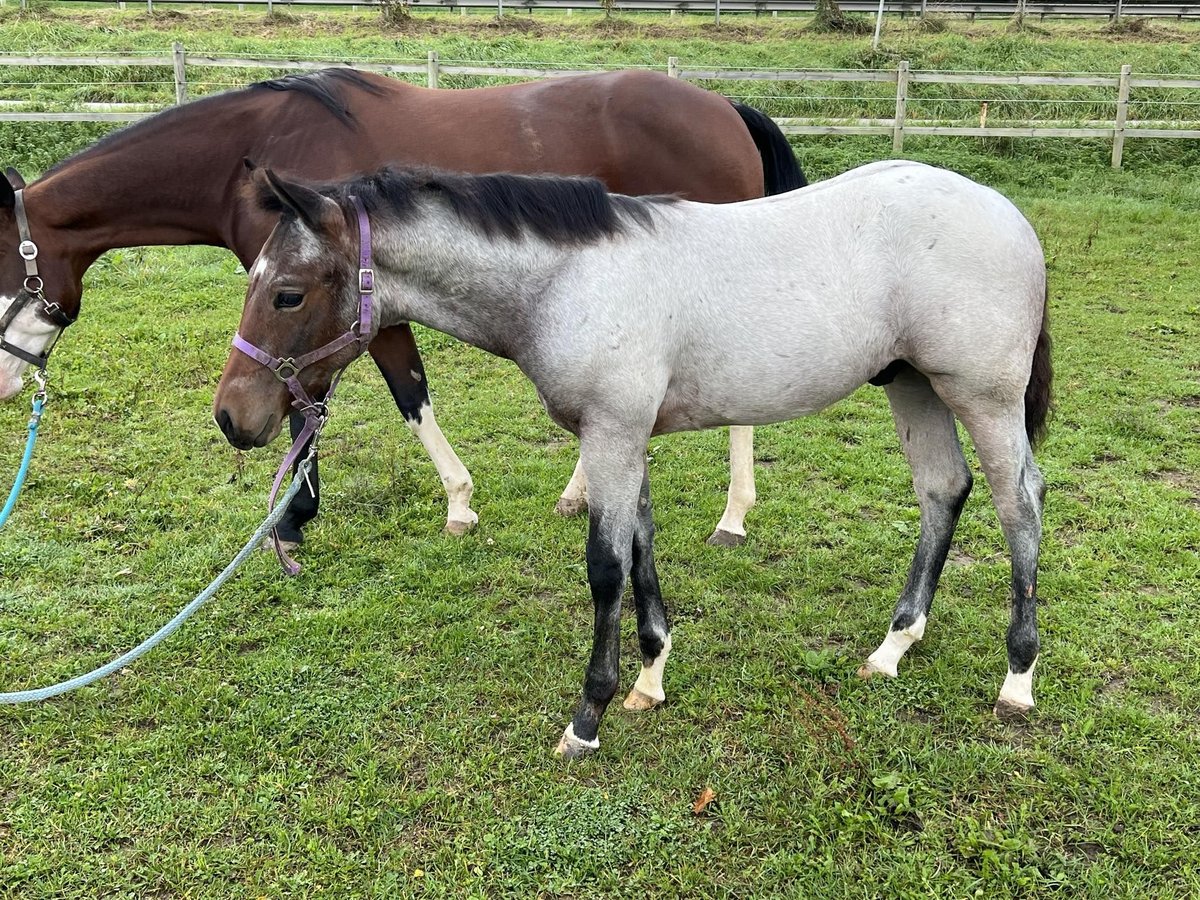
[632,633,672,702]
[406,401,475,528]
[865,614,927,678]
[997,657,1037,709]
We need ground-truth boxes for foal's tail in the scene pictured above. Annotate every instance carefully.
[730,101,808,194]
[1025,282,1053,449]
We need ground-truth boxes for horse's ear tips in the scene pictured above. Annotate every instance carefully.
[242,157,256,172]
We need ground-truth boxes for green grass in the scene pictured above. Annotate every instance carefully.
[2,9,1200,898]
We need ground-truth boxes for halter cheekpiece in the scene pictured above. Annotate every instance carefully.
[1,189,76,371]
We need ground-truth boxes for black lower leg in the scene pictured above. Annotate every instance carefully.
[891,477,972,631]
[631,468,669,666]
[570,512,627,744]
[276,410,320,544]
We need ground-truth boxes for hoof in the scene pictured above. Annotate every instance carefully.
[261,536,301,554]
[856,661,896,680]
[443,513,478,537]
[554,724,599,760]
[622,687,664,711]
[993,698,1034,722]
[554,496,588,518]
[706,529,746,548]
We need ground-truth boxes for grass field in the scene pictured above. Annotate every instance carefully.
[1,8,1200,898]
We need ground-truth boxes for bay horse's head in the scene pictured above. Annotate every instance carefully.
[1,168,77,401]
[213,168,368,451]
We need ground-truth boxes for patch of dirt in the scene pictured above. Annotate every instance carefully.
[1153,469,1200,507]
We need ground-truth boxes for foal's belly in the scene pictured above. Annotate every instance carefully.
[652,366,870,434]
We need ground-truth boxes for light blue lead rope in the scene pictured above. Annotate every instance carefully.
[0,393,45,529]
[0,458,312,705]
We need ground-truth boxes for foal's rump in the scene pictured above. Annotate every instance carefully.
[617,161,1047,433]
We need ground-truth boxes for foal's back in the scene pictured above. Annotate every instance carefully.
[545,161,1045,434]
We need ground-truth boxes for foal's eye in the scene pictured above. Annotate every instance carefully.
[275,291,304,309]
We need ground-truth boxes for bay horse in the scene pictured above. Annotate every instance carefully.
[0,67,805,547]
[213,162,1052,757]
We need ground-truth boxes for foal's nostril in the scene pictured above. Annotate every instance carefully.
[216,408,234,440]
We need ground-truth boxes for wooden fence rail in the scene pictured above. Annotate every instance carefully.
[13,0,1200,20]
[2,49,1199,169]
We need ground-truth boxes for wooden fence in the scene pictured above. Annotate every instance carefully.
[11,0,1200,19]
[2,49,1199,168]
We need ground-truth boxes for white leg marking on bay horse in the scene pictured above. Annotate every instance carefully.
[859,614,927,679]
[406,400,477,535]
[555,721,601,759]
[708,425,756,546]
[995,656,1038,718]
[555,456,589,517]
[624,633,672,710]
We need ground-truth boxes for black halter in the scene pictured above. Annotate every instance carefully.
[1,189,76,370]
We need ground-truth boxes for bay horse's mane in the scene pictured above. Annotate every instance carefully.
[42,69,381,178]
[258,167,675,247]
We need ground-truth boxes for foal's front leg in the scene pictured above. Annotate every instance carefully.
[556,432,649,759]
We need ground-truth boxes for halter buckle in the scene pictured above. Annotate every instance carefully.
[359,268,374,293]
[18,240,38,261]
[273,358,301,381]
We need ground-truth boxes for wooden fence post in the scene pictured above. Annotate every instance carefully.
[872,0,886,50]
[667,57,680,79]
[172,42,187,105]
[1112,63,1132,170]
[427,51,440,89]
[893,60,909,153]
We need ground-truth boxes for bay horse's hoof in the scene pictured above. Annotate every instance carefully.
[554,724,600,760]
[623,687,664,711]
[554,496,588,518]
[443,514,478,537]
[706,528,746,547]
[993,698,1034,721]
[856,661,896,680]
[261,536,301,554]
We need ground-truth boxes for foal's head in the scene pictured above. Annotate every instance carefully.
[213,169,365,450]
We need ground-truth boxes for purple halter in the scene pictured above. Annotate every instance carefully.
[231,195,375,574]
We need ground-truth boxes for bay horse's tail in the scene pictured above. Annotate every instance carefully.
[1025,281,1053,448]
[730,101,807,194]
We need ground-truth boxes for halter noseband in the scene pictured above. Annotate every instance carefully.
[230,195,375,575]
[1,189,76,371]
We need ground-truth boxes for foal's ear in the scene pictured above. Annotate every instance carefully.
[258,167,341,234]
[5,168,26,190]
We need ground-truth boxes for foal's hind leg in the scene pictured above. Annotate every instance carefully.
[708,426,757,547]
[954,405,1045,719]
[368,325,477,536]
[860,369,973,679]
[624,463,672,712]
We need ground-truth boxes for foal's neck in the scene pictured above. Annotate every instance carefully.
[372,215,568,361]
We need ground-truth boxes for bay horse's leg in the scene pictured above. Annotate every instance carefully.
[859,368,972,679]
[556,429,648,759]
[273,411,320,548]
[624,463,672,711]
[708,425,757,546]
[554,457,588,518]
[367,325,478,536]
[954,404,1045,719]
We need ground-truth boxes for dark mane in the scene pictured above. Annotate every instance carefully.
[249,68,387,127]
[41,69,381,179]
[259,167,673,246]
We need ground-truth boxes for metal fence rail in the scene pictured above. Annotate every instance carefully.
[2,49,1199,169]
